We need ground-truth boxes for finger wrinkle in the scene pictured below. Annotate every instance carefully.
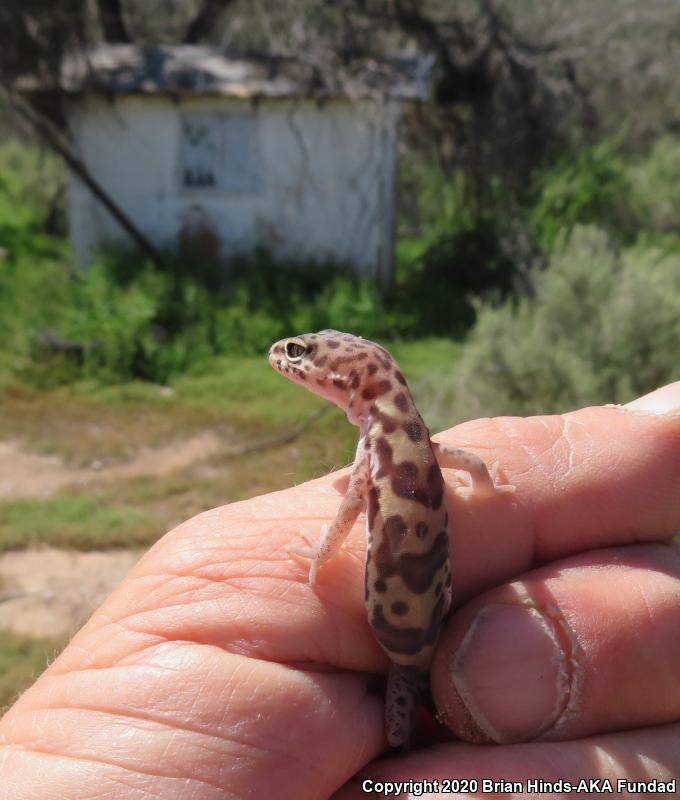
[561,416,589,479]
[46,620,163,677]
[11,702,242,756]
[630,579,656,631]
[552,410,680,550]
[0,742,228,794]
[494,416,560,488]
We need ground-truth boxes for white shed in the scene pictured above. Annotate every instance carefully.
[59,45,431,278]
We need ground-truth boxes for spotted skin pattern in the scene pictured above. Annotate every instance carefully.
[268,330,514,748]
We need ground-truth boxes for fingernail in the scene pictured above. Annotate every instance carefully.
[451,603,574,743]
[624,384,680,414]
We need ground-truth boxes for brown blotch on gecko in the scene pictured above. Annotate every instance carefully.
[394,393,409,413]
[268,329,515,750]
[404,420,423,442]
[371,406,398,434]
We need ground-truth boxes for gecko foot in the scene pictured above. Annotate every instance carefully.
[452,462,515,500]
[287,525,327,585]
[490,462,516,494]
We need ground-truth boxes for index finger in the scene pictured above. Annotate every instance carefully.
[53,382,680,681]
[441,382,680,603]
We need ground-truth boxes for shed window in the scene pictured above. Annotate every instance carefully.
[179,112,260,193]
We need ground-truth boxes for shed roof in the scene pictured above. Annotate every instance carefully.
[54,44,432,102]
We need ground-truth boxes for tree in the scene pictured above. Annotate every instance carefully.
[3,0,679,214]
[96,0,130,43]
[183,0,237,44]
[0,0,86,84]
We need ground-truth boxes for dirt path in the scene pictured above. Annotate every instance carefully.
[0,433,222,499]
[0,435,222,638]
[0,547,142,637]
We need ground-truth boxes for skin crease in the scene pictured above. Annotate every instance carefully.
[0,384,679,798]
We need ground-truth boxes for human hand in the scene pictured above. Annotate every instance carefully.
[1,384,680,799]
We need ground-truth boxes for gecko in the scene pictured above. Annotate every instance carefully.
[268,329,514,748]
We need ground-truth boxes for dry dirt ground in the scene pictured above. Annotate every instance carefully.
[0,547,142,638]
[0,435,222,638]
[0,433,222,500]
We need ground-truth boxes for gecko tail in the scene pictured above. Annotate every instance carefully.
[385,665,428,750]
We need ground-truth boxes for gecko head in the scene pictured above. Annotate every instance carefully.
[268,330,400,421]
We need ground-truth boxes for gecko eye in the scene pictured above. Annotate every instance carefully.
[285,340,307,361]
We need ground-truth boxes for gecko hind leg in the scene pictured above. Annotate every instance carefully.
[431,442,515,499]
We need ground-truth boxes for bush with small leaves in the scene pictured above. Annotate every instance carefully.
[530,140,634,252]
[420,226,680,426]
[628,136,680,237]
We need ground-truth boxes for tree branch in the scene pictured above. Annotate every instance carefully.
[183,0,237,44]
[95,0,131,43]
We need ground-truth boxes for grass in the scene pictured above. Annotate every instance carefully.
[0,630,64,711]
[0,338,462,553]
[0,495,150,551]
[0,338,460,460]
[0,350,345,464]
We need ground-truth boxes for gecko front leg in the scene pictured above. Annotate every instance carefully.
[289,447,370,585]
[431,441,515,499]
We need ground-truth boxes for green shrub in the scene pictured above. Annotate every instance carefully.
[0,254,166,386]
[531,140,634,252]
[396,154,521,336]
[0,140,66,254]
[628,136,680,235]
[432,226,680,423]
[0,141,405,387]
[4,135,680,390]
[396,216,517,336]
[0,243,400,384]
[398,158,468,241]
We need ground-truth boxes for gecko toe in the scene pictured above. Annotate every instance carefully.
[490,462,516,494]
[287,528,324,585]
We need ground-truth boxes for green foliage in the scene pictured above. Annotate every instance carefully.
[398,158,468,240]
[0,140,66,250]
[0,140,403,384]
[628,136,680,236]
[397,217,517,335]
[0,244,402,385]
[3,135,680,395]
[0,493,150,551]
[445,226,680,422]
[211,253,403,354]
[396,157,519,336]
[531,140,633,251]
[0,256,159,386]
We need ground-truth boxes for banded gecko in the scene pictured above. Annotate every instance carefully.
[268,330,514,748]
